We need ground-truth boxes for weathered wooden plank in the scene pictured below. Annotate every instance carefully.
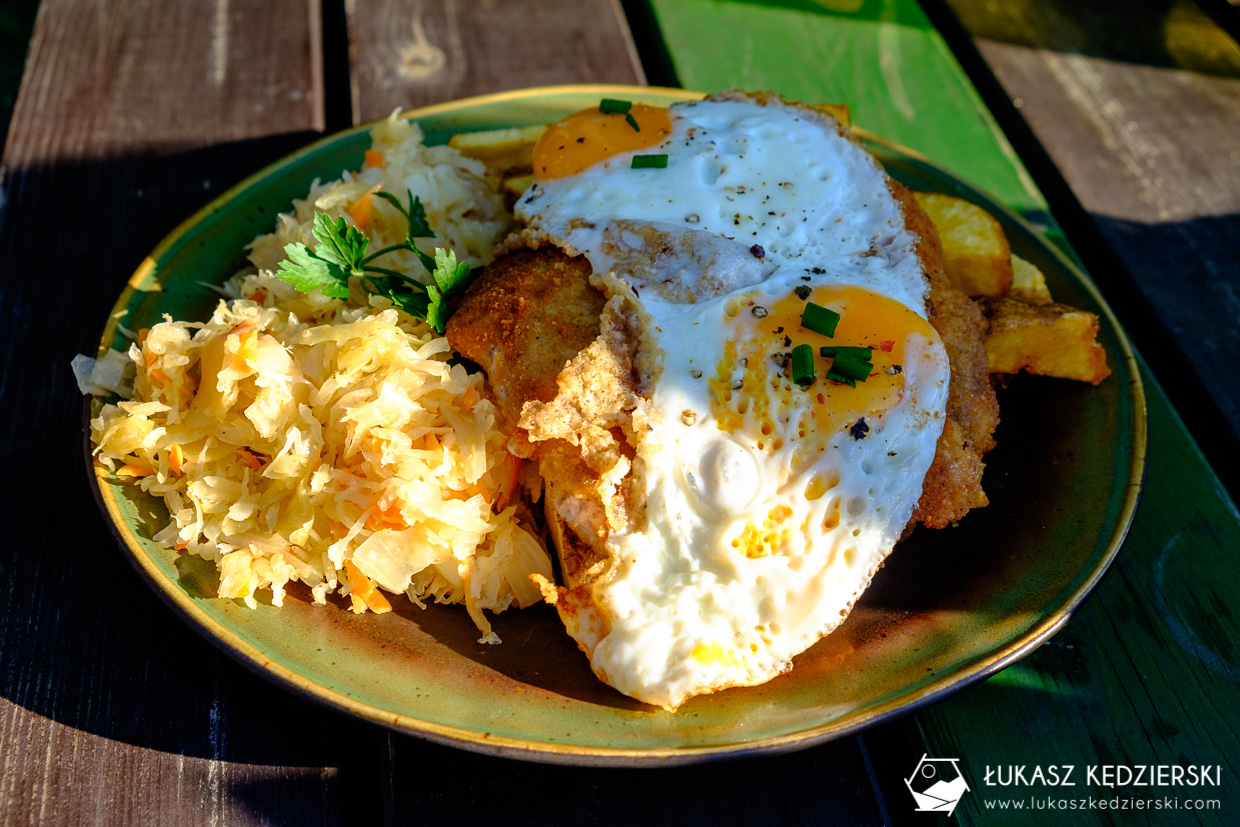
[0,695,345,827]
[345,0,645,123]
[933,0,1240,481]
[958,23,1240,493]
[9,0,324,161]
[0,0,350,824]
[379,735,889,826]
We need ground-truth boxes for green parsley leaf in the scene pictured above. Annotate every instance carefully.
[423,248,473,334]
[272,188,478,334]
[425,284,450,335]
[431,247,473,295]
[276,242,351,299]
[310,213,369,275]
[365,275,431,318]
[375,189,434,241]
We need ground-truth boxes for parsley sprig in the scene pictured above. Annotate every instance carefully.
[275,189,473,333]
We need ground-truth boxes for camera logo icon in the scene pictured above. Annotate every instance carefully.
[905,754,970,816]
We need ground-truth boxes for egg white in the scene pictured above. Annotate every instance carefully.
[518,96,950,709]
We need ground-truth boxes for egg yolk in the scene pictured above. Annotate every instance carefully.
[711,284,939,453]
[532,104,672,179]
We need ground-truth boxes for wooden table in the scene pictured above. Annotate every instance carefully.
[2,0,1238,823]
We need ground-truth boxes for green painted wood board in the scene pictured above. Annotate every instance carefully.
[644,0,1044,217]
[646,0,1240,822]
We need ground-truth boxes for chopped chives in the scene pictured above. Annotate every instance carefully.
[819,345,872,360]
[599,98,632,114]
[631,154,668,169]
[791,344,816,386]
[801,302,840,337]
[830,352,873,382]
[599,98,640,131]
[825,369,856,388]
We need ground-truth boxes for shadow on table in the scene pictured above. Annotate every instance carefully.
[1086,211,1240,500]
[941,0,1240,78]
[0,131,374,769]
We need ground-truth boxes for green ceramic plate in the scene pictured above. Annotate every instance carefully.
[90,86,1145,765]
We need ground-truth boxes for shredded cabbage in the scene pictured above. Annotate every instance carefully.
[86,116,550,643]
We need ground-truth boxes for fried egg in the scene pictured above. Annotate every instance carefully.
[517,93,950,709]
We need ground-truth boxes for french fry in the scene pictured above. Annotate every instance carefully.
[979,297,1110,385]
[811,103,851,127]
[503,173,535,201]
[915,192,1012,297]
[447,124,547,171]
[1009,254,1053,305]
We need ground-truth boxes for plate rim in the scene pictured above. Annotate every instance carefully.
[92,84,1147,765]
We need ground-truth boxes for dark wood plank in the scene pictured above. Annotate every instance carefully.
[346,0,645,122]
[380,736,889,826]
[9,0,324,160]
[936,0,1240,497]
[0,0,356,824]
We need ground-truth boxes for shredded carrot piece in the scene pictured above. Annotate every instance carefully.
[496,457,522,508]
[423,433,440,452]
[249,288,268,304]
[145,352,158,369]
[461,385,479,408]
[348,192,375,229]
[236,448,264,470]
[366,503,406,531]
[117,464,154,477]
[363,149,384,169]
[148,367,169,385]
[365,588,392,614]
[174,541,189,551]
[344,560,392,614]
[169,444,185,474]
[235,329,259,368]
[136,328,150,344]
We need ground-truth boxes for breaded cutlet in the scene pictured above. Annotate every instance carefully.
[892,182,1000,529]
[446,245,606,446]
[449,189,1000,543]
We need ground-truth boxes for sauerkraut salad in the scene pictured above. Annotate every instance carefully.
[78,113,552,643]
